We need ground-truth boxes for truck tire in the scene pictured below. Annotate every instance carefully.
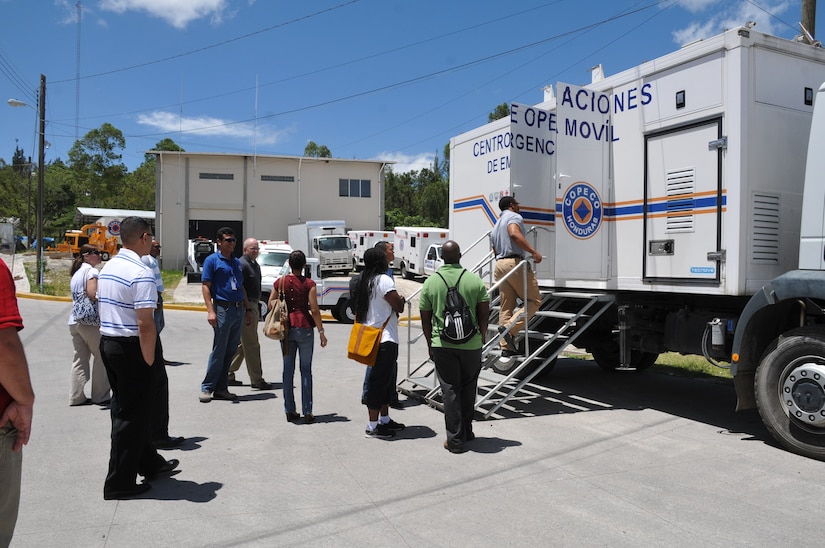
[400,263,412,280]
[755,326,825,461]
[590,336,658,372]
[337,299,355,324]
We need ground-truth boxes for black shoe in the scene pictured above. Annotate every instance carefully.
[227,378,243,387]
[104,483,151,500]
[443,440,467,454]
[70,398,92,407]
[213,390,238,401]
[153,436,185,449]
[144,458,180,480]
[286,411,301,422]
[251,380,273,390]
[382,419,406,431]
[365,424,396,439]
[304,414,316,424]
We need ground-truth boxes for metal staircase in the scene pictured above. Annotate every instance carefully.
[396,232,615,418]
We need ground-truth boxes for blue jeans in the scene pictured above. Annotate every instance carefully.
[282,327,314,415]
[202,305,243,393]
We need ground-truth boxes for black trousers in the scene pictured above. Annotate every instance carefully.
[151,335,169,441]
[432,346,482,446]
[365,342,398,410]
[100,336,165,492]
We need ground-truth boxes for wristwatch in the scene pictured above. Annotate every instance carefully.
[318,328,325,334]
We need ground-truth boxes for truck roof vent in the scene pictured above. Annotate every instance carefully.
[665,167,695,233]
[751,192,780,264]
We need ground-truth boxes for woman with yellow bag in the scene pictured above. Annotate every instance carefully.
[349,248,406,439]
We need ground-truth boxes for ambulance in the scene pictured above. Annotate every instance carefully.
[394,226,448,279]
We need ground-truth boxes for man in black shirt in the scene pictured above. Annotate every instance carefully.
[229,238,272,390]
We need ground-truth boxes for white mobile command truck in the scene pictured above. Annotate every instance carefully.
[287,220,352,276]
[394,226,449,279]
[447,26,825,460]
[348,230,396,271]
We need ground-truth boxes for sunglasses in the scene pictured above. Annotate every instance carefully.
[222,238,237,243]
[84,250,101,256]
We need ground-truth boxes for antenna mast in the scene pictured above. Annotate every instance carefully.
[75,1,82,143]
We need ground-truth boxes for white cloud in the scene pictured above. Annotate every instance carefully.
[671,0,794,46]
[375,151,433,174]
[98,0,229,29]
[137,111,288,145]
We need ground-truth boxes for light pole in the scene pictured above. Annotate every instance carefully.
[7,74,46,293]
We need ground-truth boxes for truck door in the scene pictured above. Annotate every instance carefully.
[554,83,610,280]
[423,244,443,276]
[643,118,723,283]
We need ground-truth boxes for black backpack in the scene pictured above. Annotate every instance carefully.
[436,270,477,344]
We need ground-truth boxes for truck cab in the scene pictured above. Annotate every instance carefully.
[423,243,444,277]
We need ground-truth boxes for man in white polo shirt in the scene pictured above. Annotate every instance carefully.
[97,216,179,500]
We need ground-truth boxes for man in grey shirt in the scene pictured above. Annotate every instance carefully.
[490,196,542,359]
[229,238,272,390]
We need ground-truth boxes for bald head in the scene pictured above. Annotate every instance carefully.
[441,240,461,264]
[243,237,260,259]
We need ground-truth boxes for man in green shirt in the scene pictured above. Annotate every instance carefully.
[419,241,490,454]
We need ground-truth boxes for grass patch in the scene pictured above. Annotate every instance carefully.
[651,352,732,380]
[161,269,184,300]
[562,350,732,380]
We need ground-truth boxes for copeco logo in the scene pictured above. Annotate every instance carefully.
[562,182,602,239]
[108,220,122,236]
[488,189,511,203]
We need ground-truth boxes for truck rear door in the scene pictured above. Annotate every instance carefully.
[554,83,610,280]
[643,118,723,283]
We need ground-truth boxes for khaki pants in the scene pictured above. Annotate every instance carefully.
[493,258,542,350]
[69,323,111,405]
[0,422,22,546]
[229,318,265,384]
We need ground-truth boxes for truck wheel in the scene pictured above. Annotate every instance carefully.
[755,327,825,461]
[590,336,658,372]
[338,299,355,324]
[101,251,110,261]
[400,263,412,280]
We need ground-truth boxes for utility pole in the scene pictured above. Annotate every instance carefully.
[37,74,45,293]
[802,0,817,44]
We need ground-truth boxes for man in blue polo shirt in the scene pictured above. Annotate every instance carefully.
[200,227,253,403]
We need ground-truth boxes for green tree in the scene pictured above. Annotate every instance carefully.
[0,145,34,241]
[304,141,331,158]
[68,123,127,207]
[488,102,510,122]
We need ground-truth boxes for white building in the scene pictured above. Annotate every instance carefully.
[149,151,391,270]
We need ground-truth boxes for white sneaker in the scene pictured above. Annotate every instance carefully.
[199,390,213,403]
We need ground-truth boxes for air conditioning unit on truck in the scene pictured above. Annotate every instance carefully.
[448,26,825,461]
[394,226,448,279]
[288,221,352,276]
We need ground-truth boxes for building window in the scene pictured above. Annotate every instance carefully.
[261,175,294,182]
[339,178,371,198]
[199,173,234,180]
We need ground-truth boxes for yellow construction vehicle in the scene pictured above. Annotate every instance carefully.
[57,223,120,260]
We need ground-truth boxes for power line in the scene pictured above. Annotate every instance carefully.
[51,0,364,84]
[128,2,663,140]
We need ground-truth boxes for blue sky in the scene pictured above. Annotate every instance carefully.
[0,0,817,174]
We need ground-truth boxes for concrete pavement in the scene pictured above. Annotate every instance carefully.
[8,296,825,547]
